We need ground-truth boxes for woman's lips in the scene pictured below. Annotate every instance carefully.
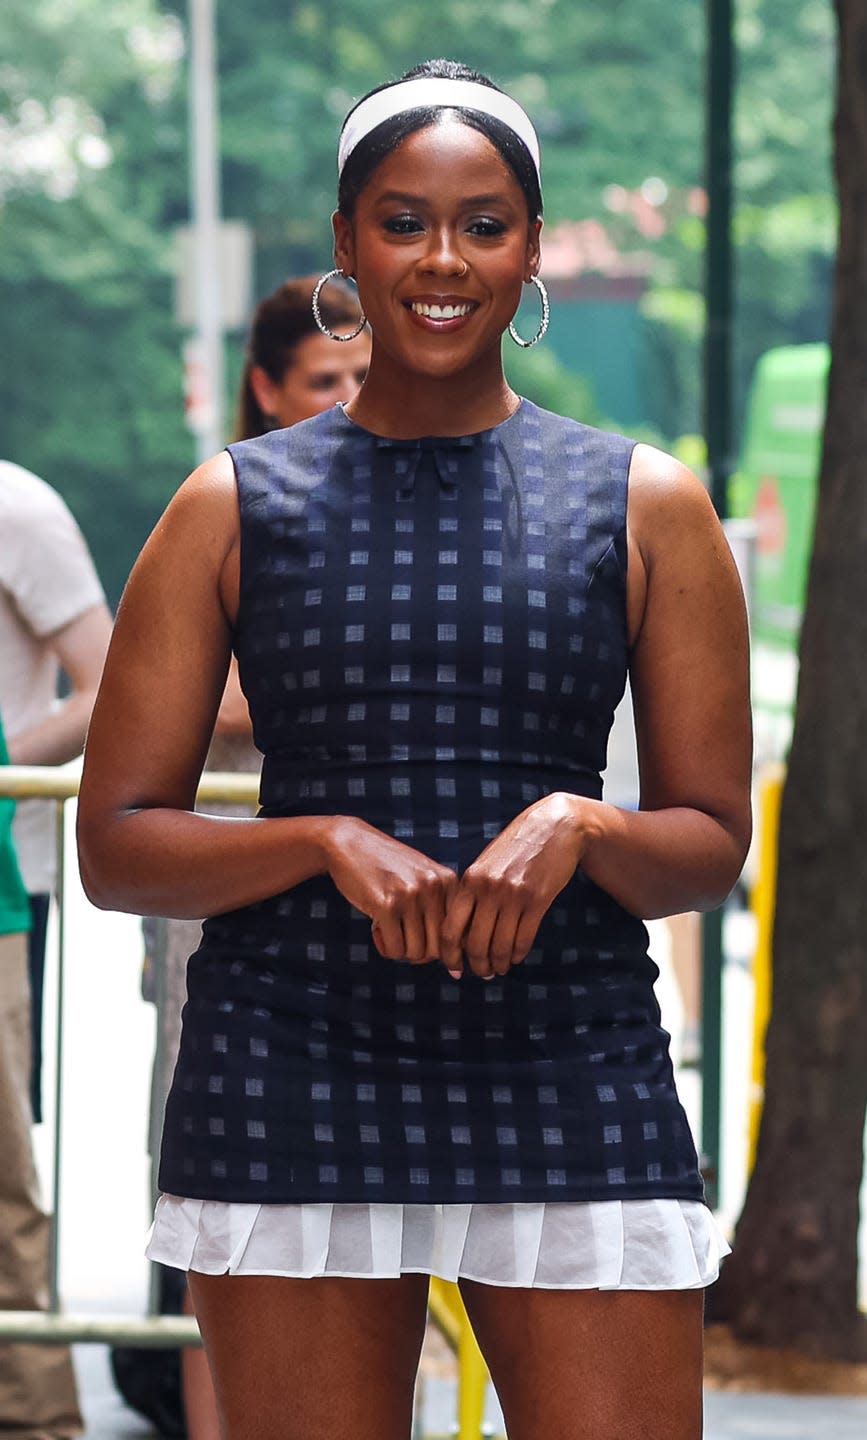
[404,298,479,330]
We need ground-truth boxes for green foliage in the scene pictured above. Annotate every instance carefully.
[505,344,604,429]
[0,0,190,604]
[639,287,705,441]
[0,0,837,602]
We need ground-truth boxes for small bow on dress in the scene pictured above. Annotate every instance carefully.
[374,433,478,496]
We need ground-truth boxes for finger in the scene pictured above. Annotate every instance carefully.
[423,868,459,960]
[489,902,523,974]
[512,908,542,965]
[422,888,446,962]
[372,911,405,961]
[401,897,428,964]
[440,887,475,976]
[462,895,499,978]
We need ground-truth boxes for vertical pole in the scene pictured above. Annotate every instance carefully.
[701,0,734,1210]
[49,801,66,1311]
[188,0,224,462]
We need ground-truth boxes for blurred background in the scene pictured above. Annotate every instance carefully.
[0,0,835,605]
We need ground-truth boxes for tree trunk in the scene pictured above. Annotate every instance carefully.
[712,0,867,1361]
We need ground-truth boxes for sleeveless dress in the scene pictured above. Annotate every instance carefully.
[147,400,728,1287]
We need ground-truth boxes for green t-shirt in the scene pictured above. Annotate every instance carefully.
[0,717,30,936]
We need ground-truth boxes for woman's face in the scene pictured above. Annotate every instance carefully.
[333,120,541,383]
[251,328,370,429]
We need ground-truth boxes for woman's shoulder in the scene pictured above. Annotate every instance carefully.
[227,406,344,461]
[517,400,638,480]
[627,443,716,530]
[625,443,729,600]
[515,400,630,449]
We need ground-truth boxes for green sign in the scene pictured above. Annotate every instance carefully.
[729,344,828,757]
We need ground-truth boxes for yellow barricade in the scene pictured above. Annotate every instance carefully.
[428,1277,489,1440]
[747,763,785,1171]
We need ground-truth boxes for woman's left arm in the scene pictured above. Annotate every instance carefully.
[577,443,752,918]
[441,446,752,978]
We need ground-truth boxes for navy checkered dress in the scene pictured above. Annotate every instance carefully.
[158,400,704,1206]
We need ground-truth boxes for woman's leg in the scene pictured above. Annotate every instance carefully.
[187,1271,430,1440]
[459,1281,705,1440]
[182,1282,221,1440]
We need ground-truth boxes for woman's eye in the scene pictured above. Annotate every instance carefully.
[468,217,507,237]
[383,214,424,235]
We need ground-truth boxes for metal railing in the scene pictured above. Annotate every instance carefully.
[0,765,491,1436]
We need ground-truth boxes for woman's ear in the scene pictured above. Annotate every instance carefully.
[526,218,543,281]
[332,210,356,279]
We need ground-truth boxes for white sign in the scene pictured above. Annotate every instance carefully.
[174,220,253,331]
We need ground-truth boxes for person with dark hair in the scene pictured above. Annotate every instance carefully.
[1,462,111,1440]
[79,59,751,1440]
[234,274,369,440]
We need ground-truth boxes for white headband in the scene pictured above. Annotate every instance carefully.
[338,78,541,179]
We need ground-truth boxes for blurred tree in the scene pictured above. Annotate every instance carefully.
[0,0,837,599]
[0,0,191,604]
[712,0,867,1361]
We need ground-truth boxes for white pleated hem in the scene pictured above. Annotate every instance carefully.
[146,1196,730,1291]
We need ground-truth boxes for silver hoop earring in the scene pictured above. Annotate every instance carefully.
[509,275,550,349]
[312,269,367,342]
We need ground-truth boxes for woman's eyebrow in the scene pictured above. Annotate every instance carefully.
[374,189,511,207]
[374,190,426,205]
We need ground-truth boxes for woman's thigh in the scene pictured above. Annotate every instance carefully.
[459,1280,705,1440]
[188,1270,430,1440]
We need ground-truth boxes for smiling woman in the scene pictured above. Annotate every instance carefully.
[78,57,752,1440]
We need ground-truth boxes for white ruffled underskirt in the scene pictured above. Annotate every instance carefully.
[146,1195,730,1290]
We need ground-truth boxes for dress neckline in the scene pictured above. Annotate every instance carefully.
[334,397,526,445]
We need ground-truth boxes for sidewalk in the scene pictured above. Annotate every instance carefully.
[75,1342,867,1439]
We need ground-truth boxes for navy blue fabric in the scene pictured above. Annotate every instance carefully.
[158,400,704,1205]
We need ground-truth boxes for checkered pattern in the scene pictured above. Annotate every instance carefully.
[158,402,704,1206]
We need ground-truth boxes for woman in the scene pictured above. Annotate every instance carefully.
[78,59,751,1440]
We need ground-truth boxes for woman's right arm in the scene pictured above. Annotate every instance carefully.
[77,454,335,918]
[77,454,457,943]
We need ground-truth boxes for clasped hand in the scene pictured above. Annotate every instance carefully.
[326,794,593,979]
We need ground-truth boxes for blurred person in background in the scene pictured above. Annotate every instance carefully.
[234,272,371,440]
[0,459,111,1439]
[0,708,85,1440]
[125,274,369,1440]
[0,461,112,1121]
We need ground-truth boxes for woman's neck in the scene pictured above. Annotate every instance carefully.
[344,348,519,438]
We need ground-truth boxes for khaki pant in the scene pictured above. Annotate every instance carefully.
[0,932,83,1438]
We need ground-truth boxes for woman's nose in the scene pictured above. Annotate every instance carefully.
[422,228,468,275]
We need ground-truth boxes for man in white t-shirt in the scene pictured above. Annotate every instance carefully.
[1,460,113,1437]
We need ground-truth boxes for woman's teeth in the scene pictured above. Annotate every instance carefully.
[410,302,472,319]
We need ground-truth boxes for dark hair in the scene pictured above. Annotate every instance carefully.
[234,274,362,440]
[338,59,543,223]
